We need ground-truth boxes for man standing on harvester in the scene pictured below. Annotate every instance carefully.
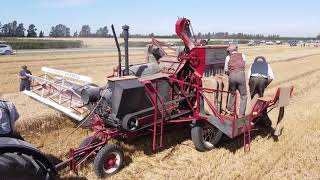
[224,44,248,118]
[248,56,274,99]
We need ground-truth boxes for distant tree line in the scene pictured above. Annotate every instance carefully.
[0,20,110,38]
[126,32,315,41]
[0,20,318,40]
[49,24,109,38]
[0,20,42,38]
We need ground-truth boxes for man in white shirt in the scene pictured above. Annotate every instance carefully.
[248,56,274,99]
[224,44,248,117]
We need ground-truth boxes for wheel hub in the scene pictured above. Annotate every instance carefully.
[104,154,117,169]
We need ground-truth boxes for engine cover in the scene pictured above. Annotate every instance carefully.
[108,78,153,120]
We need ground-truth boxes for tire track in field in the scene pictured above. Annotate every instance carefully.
[254,80,320,179]
[269,53,320,64]
[268,68,320,88]
[0,56,146,75]
[0,53,145,64]
[243,52,320,68]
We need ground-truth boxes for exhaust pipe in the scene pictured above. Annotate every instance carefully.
[122,25,130,75]
[111,24,122,77]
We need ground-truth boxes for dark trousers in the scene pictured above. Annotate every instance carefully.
[0,131,24,140]
[249,76,267,99]
[20,81,31,91]
[228,71,247,116]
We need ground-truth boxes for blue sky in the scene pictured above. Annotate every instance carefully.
[1,0,319,37]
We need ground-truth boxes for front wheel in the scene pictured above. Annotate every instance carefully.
[94,144,124,178]
[4,50,12,55]
[191,122,223,152]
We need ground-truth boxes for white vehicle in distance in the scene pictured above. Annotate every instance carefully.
[266,41,274,45]
[0,44,13,55]
[275,40,282,45]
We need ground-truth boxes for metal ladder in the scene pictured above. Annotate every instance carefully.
[143,80,165,151]
[243,116,251,151]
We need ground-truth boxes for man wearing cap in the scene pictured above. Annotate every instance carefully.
[19,65,32,91]
[224,44,247,117]
[248,56,274,99]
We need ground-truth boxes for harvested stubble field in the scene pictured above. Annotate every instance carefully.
[1,40,320,179]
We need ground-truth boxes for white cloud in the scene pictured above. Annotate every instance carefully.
[41,0,96,8]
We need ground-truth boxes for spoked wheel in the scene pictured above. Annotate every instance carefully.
[94,144,124,178]
[191,122,223,152]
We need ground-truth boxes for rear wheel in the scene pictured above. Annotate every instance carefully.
[191,122,223,152]
[94,144,124,178]
[0,152,54,180]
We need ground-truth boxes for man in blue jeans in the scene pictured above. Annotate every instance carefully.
[19,65,32,91]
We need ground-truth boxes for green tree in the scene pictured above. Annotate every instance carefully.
[27,24,37,37]
[49,24,70,37]
[2,24,9,36]
[12,20,18,36]
[197,32,202,38]
[148,33,155,38]
[39,30,44,37]
[73,31,78,37]
[96,26,109,37]
[66,27,71,37]
[317,34,320,40]
[16,23,25,37]
[79,25,91,37]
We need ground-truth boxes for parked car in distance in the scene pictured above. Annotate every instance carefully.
[0,44,13,55]
[266,41,274,45]
[289,40,298,46]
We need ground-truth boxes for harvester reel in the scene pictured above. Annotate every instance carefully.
[191,122,223,152]
[94,144,124,178]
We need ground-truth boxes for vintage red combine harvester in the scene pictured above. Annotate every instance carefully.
[1,18,293,179]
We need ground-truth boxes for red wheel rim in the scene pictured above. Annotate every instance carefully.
[104,154,117,170]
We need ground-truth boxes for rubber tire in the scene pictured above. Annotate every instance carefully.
[191,122,223,152]
[76,136,101,161]
[0,152,53,180]
[4,50,12,55]
[79,136,101,148]
[255,114,272,129]
[94,144,124,178]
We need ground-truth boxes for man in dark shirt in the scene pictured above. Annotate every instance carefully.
[19,65,32,91]
[248,56,274,99]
